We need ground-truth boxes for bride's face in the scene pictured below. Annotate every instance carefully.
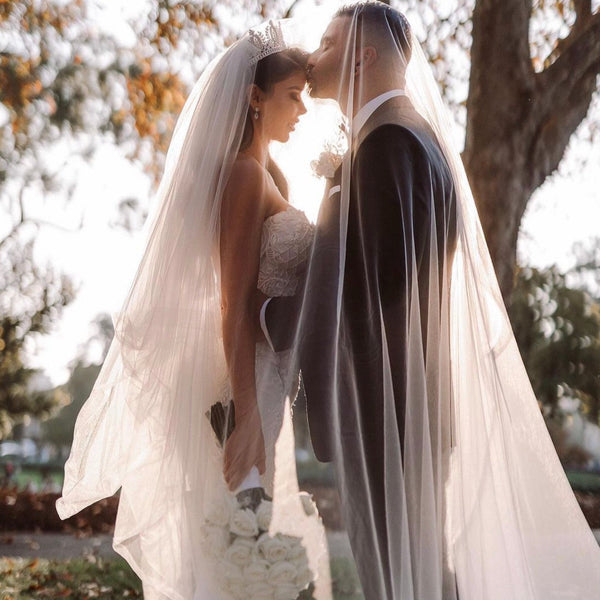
[258,71,307,143]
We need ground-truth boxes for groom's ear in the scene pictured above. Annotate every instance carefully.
[355,46,378,75]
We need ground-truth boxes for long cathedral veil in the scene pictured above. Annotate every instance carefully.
[56,21,330,600]
[285,4,600,599]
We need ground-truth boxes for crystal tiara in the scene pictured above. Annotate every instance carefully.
[248,20,286,66]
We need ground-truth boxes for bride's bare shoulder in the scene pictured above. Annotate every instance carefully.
[226,156,268,197]
[221,157,270,224]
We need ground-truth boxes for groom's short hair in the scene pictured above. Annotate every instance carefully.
[335,1,412,66]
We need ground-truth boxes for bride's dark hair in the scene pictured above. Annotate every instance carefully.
[240,47,309,152]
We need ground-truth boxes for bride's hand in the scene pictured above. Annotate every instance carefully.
[223,405,266,491]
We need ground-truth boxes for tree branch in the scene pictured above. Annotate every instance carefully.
[465,0,534,160]
[0,184,84,250]
[470,0,534,90]
[538,11,600,110]
[528,10,600,189]
[573,0,593,31]
[530,69,597,190]
[0,186,26,250]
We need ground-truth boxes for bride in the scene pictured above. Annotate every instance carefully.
[56,20,331,600]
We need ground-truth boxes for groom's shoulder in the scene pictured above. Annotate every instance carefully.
[356,123,427,162]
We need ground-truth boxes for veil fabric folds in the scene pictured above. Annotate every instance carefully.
[56,21,330,600]
[277,5,600,599]
[55,5,600,599]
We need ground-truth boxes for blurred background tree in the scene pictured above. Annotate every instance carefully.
[41,314,113,454]
[0,237,73,438]
[509,263,600,424]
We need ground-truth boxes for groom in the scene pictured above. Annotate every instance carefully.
[262,3,458,598]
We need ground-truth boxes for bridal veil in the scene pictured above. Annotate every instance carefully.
[55,4,600,599]
[56,20,328,600]
[285,3,600,599]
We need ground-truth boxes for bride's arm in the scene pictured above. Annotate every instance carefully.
[219,159,268,491]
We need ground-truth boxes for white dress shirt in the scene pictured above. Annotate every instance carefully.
[352,89,406,138]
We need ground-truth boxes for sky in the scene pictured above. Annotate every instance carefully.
[16,0,600,386]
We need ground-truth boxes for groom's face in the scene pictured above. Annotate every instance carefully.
[307,17,350,101]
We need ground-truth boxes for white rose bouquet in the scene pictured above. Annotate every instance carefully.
[201,485,321,600]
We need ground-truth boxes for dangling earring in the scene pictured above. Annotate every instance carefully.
[254,108,259,120]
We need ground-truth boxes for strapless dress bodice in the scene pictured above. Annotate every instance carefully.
[258,205,314,297]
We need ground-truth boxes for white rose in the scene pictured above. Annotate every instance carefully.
[273,583,300,600]
[247,581,275,600]
[298,492,318,516]
[206,494,235,527]
[229,507,259,537]
[267,560,297,586]
[200,524,229,558]
[217,560,243,585]
[223,582,246,600]
[256,499,273,531]
[257,532,291,563]
[285,537,306,561]
[295,563,314,590]
[224,537,256,568]
[243,558,270,583]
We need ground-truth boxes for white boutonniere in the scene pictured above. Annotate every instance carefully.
[311,120,348,179]
[310,147,344,179]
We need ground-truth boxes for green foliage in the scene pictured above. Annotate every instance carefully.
[41,314,112,450]
[509,265,600,423]
[0,556,142,599]
[566,469,600,493]
[41,362,102,451]
[330,557,363,600]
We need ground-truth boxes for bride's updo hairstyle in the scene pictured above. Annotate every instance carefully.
[240,48,309,151]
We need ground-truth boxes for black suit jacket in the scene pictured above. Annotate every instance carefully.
[265,97,457,463]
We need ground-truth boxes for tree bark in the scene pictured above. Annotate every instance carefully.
[463,0,600,303]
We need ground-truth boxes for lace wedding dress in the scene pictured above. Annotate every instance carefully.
[255,205,314,493]
[205,203,332,600]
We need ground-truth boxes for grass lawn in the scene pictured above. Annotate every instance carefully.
[0,556,363,600]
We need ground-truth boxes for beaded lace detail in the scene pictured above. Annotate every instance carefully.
[258,205,314,297]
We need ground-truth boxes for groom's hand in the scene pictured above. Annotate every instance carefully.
[223,404,266,491]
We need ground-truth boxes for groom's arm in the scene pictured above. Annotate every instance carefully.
[352,125,430,303]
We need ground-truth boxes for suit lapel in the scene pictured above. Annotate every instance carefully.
[352,95,431,157]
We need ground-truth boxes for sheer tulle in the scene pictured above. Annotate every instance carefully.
[271,5,600,599]
[56,7,600,599]
[56,23,331,600]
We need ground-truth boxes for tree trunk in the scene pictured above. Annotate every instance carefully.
[463,0,600,304]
